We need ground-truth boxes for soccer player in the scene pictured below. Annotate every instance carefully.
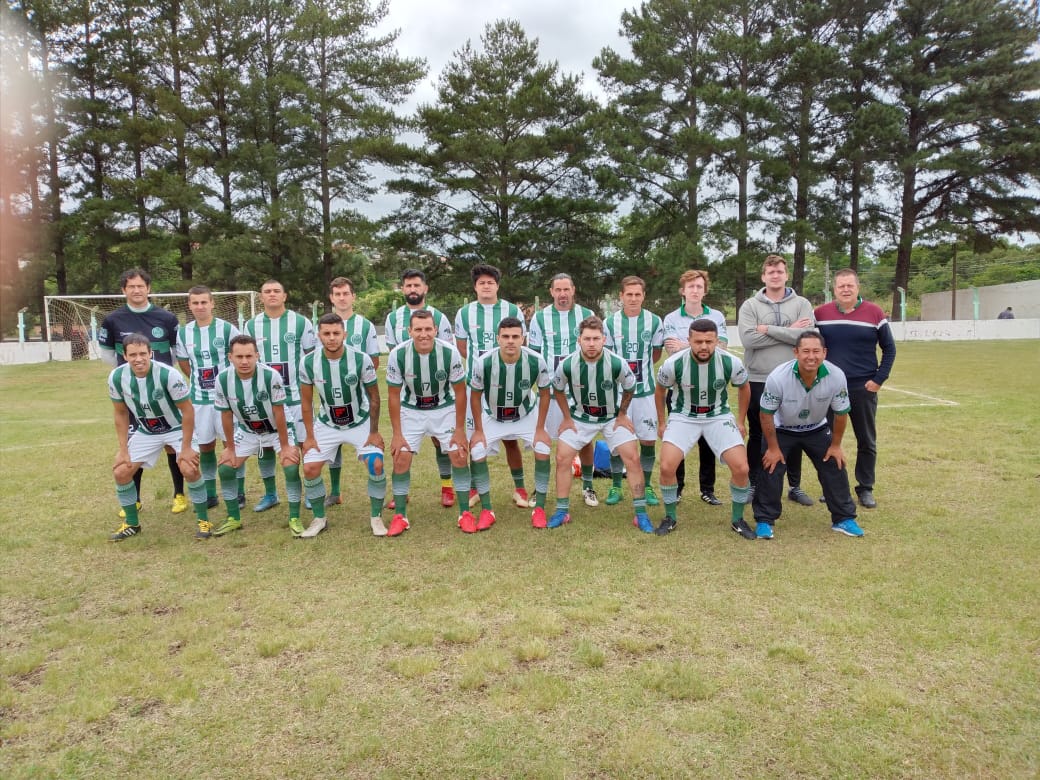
[244,279,316,512]
[98,267,187,515]
[548,316,651,532]
[384,268,457,508]
[300,314,386,537]
[107,334,211,541]
[385,310,469,537]
[454,264,532,510]
[603,276,663,509]
[813,269,896,508]
[752,331,864,539]
[528,273,600,506]
[325,276,382,507]
[468,317,553,531]
[211,335,301,537]
[654,320,754,538]
[662,269,730,506]
[175,285,239,509]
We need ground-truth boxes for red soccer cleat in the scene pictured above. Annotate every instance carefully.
[476,509,496,531]
[441,486,456,507]
[387,514,410,537]
[469,488,480,508]
[571,455,582,477]
[458,510,478,533]
[531,506,547,529]
[512,488,533,508]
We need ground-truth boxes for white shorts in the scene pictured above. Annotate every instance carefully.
[628,395,658,441]
[545,402,564,439]
[399,405,461,455]
[232,427,287,458]
[304,420,383,464]
[470,411,551,461]
[559,417,637,454]
[662,415,745,463]
[129,429,196,468]
[191,404,223,446]
[285,402,307,443]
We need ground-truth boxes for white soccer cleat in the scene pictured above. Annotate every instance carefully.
[299,517,327,538]
[370,516,388,536]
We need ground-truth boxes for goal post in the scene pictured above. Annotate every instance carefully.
[43,291,260,361]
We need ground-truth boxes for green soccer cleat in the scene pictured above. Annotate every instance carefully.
[212,518,242,536]
[108,523,141,542]
[605,486,623,505]
[644,485,660,506]
[289,517,305,537]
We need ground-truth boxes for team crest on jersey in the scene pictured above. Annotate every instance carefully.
[345,374,359,386]
[152,388,166,400]
[798,409,810,419]
[713,379,727,390]
[284,332,297,344]
[837,389,848,401]
[151,326,164,338]
[257,390,270,401]
[519,379,532,391]
[640,330,651,342]
[601,379,614,390]
[434,369,447,381]
[213,338,226,349]
[351,334,362,345]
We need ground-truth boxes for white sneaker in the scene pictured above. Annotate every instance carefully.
[583,487,599,507]
[299,516,327,538]
[370,516,387,536]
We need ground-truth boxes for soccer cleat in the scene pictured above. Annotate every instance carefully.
[546,509,571,529]
[655,517,677,536]
[582,487,599,507]
[171,494,189,514]
[512,488,534,508]
[788,487,815,506]
[108,523,141,542]
[237,493,246,509]
[206,496,219,509]
[194,520,213,540]
[731,519,756,540]
[299,517,327,538]
[857,490,877,509]
[253,493,280,512]
[370,516,388,536]
[387,514,409,537]
[571,455,582,477]
[118,502,143,519]
[386,497,396,510]
[531,506,548,529]
[325,494,343,507]
[289,517,305,537]
[458,510,478,534]
[440,486,455,508]
[633,513,655,534]
[605,486,623,506]
[700,491,722,506]
[755,521,774,540]
[469,489,481,509]
[212,518,242,536]
[476,509,496,531]
[832,518,865,537]
[644,485,660,507]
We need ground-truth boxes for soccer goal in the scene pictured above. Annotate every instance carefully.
[43,291,260,361]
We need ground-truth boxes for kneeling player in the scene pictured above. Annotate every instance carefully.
[654,320,754,538]
[300,314,386,537]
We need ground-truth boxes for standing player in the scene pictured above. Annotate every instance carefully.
[527,273,600,506]
[548,316,651,532]
[211,334,301,536]
[604,276,664,509]
[244,280,316,512]
[300,314,386,537]
[813,269,896,508]
[654,320,754,538]
[175,285,239,509]
[107,334,211,541]
[98,267,186,515]
[385,310,469,536]
[468,317,554,531]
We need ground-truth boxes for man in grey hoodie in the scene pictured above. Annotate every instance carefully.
[737,255,815,497]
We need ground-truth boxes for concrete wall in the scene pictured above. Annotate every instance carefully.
[0,341,72,365]
[888,318,1040,341]
[921,280,1040,321]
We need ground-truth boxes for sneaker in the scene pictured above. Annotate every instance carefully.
[194,519,213,540]
[583,487,599,507]
[387,514,409,537]
[237,493,246,509]
[700,491,722,506]
[212,518,242,536]
[644,485,660,507]
[655,517,677,536]
[325,494,343,507]
[458,510,478,533]
[171,494,189,514]
[731,519,756,540]
[605,486,623,506]
[118,502,142,519]
[206,496,219,509]
[755,521,774,540]
[857,490,877,509]
[512,488,534,508]
[788,487,814,506]
[832,518,865,537]
[289,517,305,537]
[440,486,455,508]
[108,523,140,542]
[633,513,655,534]
[299,516,327,538]
[531,506,548,529]
[468,489,480,509]
[547,509,571,529]
[370,516,387,536]
[253,493,280,512]
[477,509,496,531]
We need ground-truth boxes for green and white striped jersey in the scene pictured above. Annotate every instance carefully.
[604,309,664,398]
[385,339,466,410]
[108,361,190,434]
[552,349,637,423]
[528,304,596,371]
[383,305,454,348]
[244,311,317,404]
[214,365,287,435]
[341,313,380,358]
[454,300,524,377]
[469,346,551,422]
[299,346,378,429]
[656,348,748,418]
[174,318,239,405]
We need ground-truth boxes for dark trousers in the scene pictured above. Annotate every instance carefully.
[750,381,804,490]
[674,438,716,496]
[751,426,857,526]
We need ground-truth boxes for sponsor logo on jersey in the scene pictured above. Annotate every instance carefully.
[798,409,810,419]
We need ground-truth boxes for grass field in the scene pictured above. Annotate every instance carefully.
[1,341,1038,778]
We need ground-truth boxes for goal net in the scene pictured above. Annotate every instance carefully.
[43,291,260,361]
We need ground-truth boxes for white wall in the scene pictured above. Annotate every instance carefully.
[921,280,1040,320]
